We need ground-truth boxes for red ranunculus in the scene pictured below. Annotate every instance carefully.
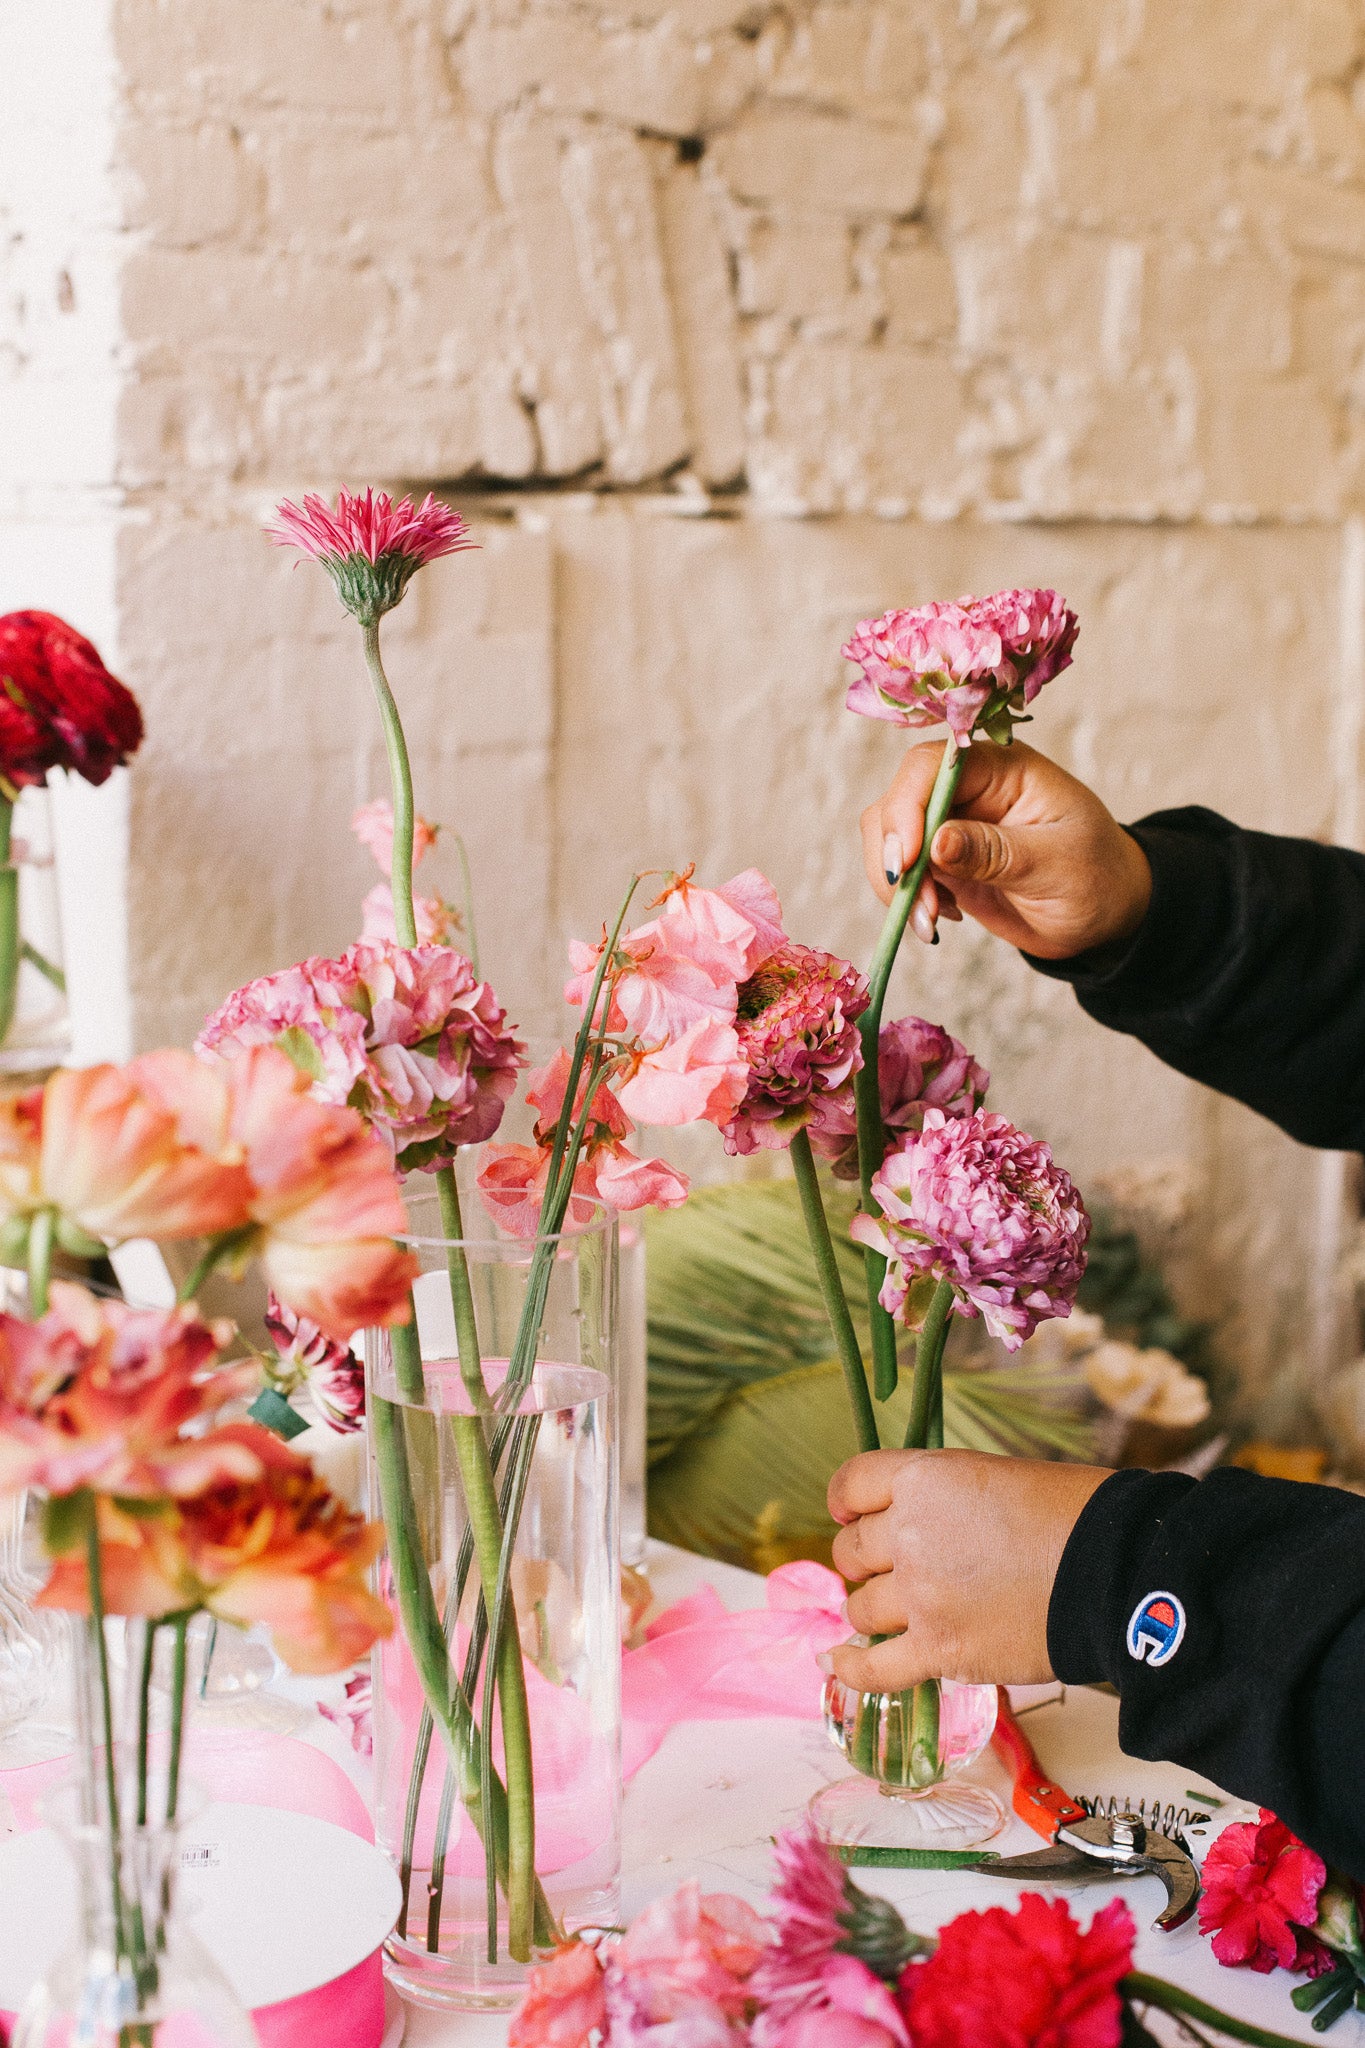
[0,611,143,788]
[898,1894,1134,2048]
[1198,1810,1327,1973]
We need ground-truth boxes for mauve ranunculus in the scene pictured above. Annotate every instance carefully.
[850,1108,1089,1349]
[0,610,143,788]
[199,941,524,1173]
[1197,1811,1328,1974]
[814,1015,989,1180]
[898,1894,1134,2048]
[841,588,1077,748]
[723,943,868,1157]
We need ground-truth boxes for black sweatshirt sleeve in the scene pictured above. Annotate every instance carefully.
[1049,1469,1365,1877]
[1027,807,1365,1152]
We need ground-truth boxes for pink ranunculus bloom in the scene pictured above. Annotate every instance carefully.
[0,1283,276,1501]
[850,1108,1090,1350]
[264,1292,365,1435]
[842,588,1078,749]
[267,489,476,625]
[603,1881,765,2039]
[813,1016,990,1181]
[1197,1810,1328,1973]
[510,1937,607,2048]
[358,880,454,947]
[616,1014,750,1130]
[0,1054,259,1249]
[351,798,439,874]
[199,941,524,1173]
[477,1051,689,1239]
[723,944,868,1157]
[221,1046,417,1342]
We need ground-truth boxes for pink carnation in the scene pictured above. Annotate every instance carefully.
[842,588,1078,748]
[268,489,475,625]
[850,1108,1089,1349]
[198,942,524,1173]
[477,1050,689,1238]
[724,944,868,1157]
[814,1016,989,1180]
[1198,1811,1328,1974]
[749,1824,854,2041]
[603,1881,765,2043]
[264,1292,365,1434]
[351,799,439,874]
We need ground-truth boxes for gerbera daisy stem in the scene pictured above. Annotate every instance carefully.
[789,1130,878,1453]
[363,621,418,951]
[855,738,963,1401]
[1122,1974,1309,2047]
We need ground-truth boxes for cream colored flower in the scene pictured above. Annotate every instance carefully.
[1085,1340,1210,1429]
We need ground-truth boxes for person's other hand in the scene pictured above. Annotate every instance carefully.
[826,1449,1111,1692]
[860,739,1153,960]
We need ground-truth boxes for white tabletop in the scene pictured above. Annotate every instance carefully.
[398,1542,1342,2047]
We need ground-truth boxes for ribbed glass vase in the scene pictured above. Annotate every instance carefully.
[366,1185,620,2011]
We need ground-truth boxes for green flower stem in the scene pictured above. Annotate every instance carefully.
[854,738,964,1400]
[362,620,418,952]
[451,1411,539,1962]
[0,794,17,1045]
[909,1679,942,1789]
[1122,1974,1312,2047]
[789,1129,878,1453]
[85,1498,129,1961]
[27,1206,54,1317]
[478,1415,541,1961]
[905,1279,954,1451]
[167,1617,188,1822]
[135,1623,156,1827]
[838,1845,1000,1870]
[20,939,64,993]
[436,1165,489,1412]
[452,832,480,976]
[371,1393,556,1949]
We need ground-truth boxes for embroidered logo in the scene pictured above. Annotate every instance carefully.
[1126,1591,1185,1668]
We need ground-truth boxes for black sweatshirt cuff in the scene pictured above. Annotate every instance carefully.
[1025,808,1239,1011]
[1048,1468,1365,1876]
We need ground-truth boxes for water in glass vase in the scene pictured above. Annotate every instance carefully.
[368,1353,620,2011]
[812,1667,1004,1852]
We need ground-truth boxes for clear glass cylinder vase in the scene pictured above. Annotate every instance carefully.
[812,1667,1004,1852]
[14,1617,257,2048]
[366,1185,620,2012]
[0,788,71,1081]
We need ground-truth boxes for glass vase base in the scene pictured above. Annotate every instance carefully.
[384,1881,619,2012]
[810,1774,1005,1853]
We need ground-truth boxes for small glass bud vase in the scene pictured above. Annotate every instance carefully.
[0,789,71,1082]
[13,1618,257,2048]
[812,1665,1004,1852]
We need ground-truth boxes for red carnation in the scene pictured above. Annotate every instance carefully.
[0,612,142,789]
[1198,1810,1327,1974]
[899,1894,1134,2048]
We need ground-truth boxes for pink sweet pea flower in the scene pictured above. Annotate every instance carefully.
[842,588,1078,749]
[268,488,475,626]
[724,944,868,1157]
[351,798,439,873]
[359,881,454,947]
[477,1051,689,1238]
[603,1881,765,2039]
[851,1108,1089,1349]
[616,1014,749,1129]
[510,1938,607,2048]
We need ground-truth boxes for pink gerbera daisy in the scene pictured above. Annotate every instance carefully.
[267,488,476,624]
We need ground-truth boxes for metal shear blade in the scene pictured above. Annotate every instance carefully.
[970,1811,1200,1931]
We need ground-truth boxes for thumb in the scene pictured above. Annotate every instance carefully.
[931,819,1027,886]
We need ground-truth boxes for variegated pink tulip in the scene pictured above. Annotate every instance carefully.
[264,1292,365,1435]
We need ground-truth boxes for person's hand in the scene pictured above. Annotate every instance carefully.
[826,1449,1111,1692]
[859,739,1153,960]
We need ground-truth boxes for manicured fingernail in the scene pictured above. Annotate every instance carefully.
[931,929,940,946]
[882,834,903,884]
[911,900,934,944]
[815,1651,836,1675]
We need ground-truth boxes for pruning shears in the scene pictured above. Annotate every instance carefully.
[967,1688,1201,1932]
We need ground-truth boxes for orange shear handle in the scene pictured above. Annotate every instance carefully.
[992,1686,1089,1841]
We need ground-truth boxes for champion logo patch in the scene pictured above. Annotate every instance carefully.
[1126,1591,1186,1668]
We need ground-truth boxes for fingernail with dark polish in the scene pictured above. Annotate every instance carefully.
[931,930,940,946]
